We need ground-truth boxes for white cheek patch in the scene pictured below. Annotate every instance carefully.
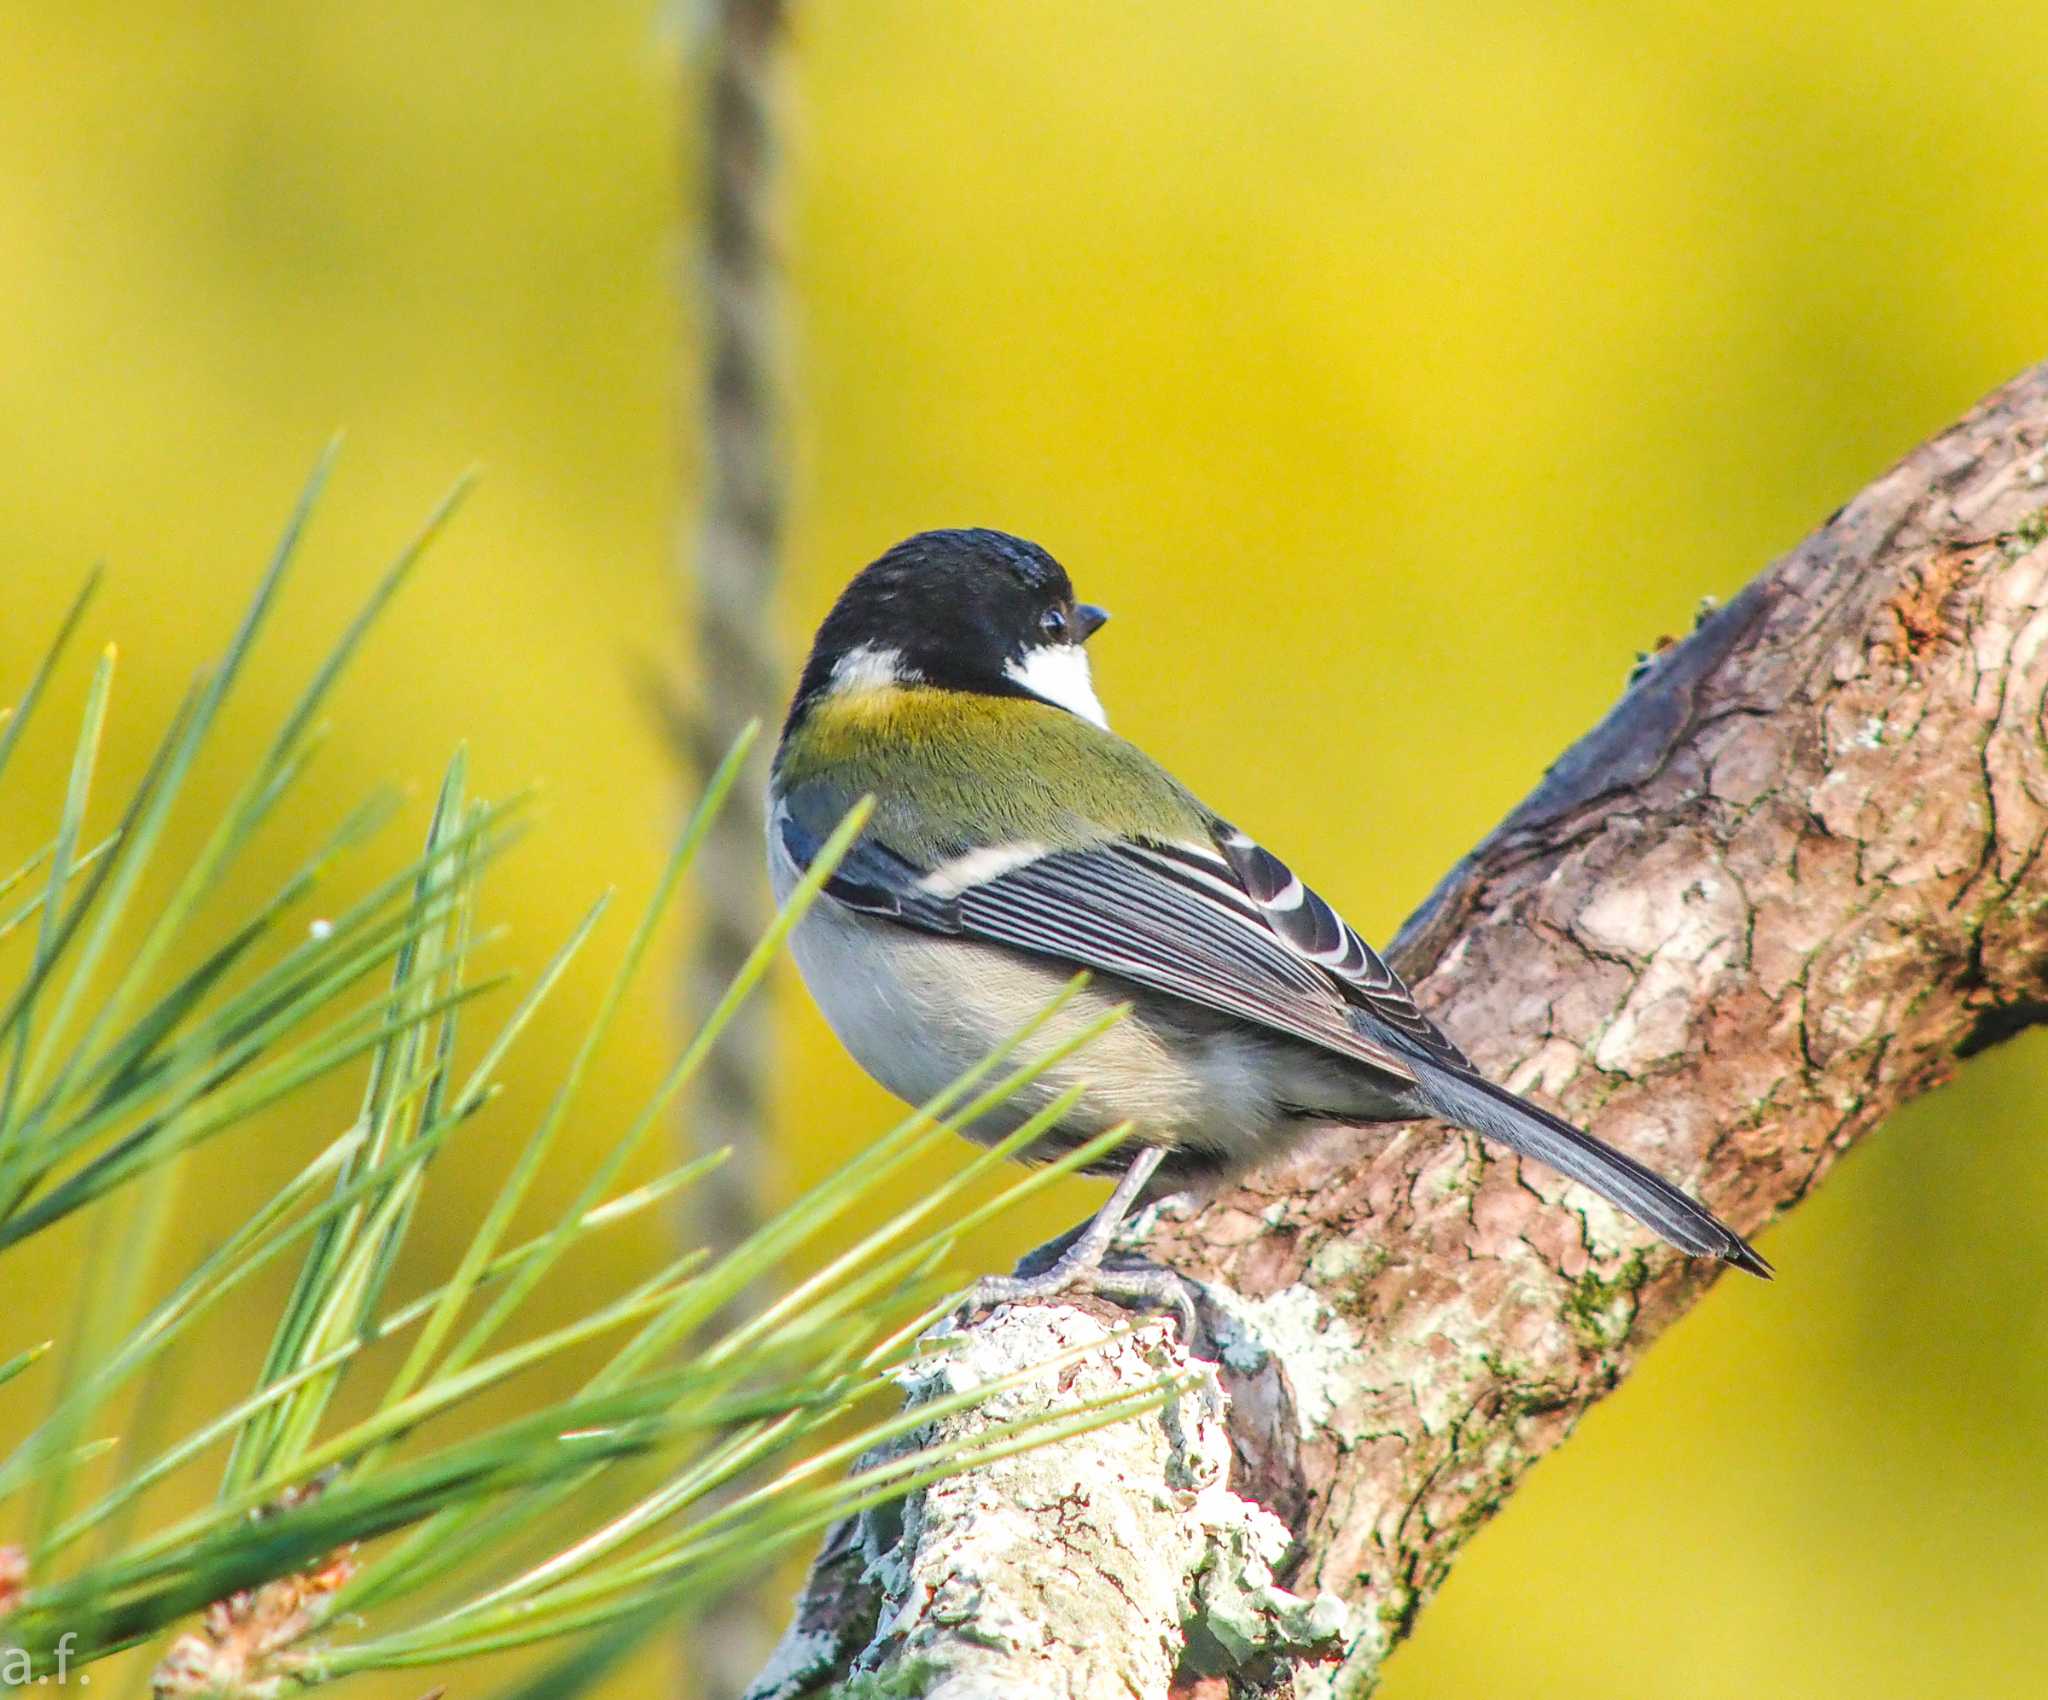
[829,643,911,693]
[1005,645,1109,728]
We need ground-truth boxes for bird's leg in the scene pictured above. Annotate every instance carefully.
[961,1146,1198,1335]
[1051,1143,1166,1267]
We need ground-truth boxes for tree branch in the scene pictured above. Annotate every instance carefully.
[680,0,790,1259]
[748,361,2048,1699]
[679,9,792,1694]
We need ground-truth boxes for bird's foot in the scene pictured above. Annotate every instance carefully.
[959,1253,1200,1341]
[951,1144,1199,1337]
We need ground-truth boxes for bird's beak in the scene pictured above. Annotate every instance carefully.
[1075,603,1110,641]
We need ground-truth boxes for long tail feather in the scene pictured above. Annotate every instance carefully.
[1415,1065,1771,1277]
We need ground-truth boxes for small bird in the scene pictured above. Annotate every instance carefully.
[768,529,1768,1308]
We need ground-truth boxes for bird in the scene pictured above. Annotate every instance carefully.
[767,528,1769,1312]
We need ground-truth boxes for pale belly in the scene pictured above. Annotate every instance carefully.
[769,838,1408,1175]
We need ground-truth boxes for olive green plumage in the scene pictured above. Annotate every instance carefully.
[776,685,1214,862]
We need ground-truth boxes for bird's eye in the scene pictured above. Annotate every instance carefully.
[1039,606,1068,639]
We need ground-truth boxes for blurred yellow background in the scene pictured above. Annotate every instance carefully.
[4,2,2045,1696]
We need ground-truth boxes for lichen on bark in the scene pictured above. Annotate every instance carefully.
[745,1303,1350,1700]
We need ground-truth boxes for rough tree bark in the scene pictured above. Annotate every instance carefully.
[746,362,2048,1699]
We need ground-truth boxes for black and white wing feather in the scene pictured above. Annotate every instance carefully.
[775,792,1771,1275]
[775,795,1456,1085]
[1228,831,1473,1066]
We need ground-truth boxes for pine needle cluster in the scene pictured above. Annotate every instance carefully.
[0,451,1173,1697]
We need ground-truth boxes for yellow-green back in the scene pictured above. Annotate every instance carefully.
[777,684,1214,862]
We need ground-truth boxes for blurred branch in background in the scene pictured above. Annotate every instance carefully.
[675,0,790,1338]
[749,365,2048,1699]
[675,3,793,1695]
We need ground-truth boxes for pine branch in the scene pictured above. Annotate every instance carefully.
[0,462,1176,1700]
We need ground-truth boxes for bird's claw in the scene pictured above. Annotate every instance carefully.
[956,1255,1199,1341]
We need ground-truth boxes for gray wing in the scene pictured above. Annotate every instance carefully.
[777,790,1773,1278]
[775,793,1463,1084]
[1197,827,1471,1072]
